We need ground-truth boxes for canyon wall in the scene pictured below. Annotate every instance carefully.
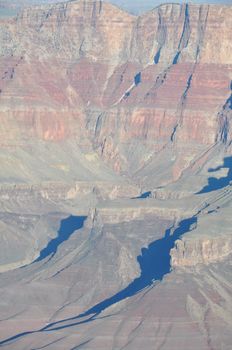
[0,0,231,184]
[0,2,232,349]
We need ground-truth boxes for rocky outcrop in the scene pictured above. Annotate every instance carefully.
[0,1,231,183]
[171,201,232,267]
[0,3,232,350]
[171,236,232,267]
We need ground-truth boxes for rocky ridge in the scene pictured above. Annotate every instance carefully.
[0,1,231,181]
[0,1,232,349]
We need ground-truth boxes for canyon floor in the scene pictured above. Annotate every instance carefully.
[0,1,232,349]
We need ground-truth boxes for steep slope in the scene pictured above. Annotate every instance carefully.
[0,0,231,184]
[0,1,232,349]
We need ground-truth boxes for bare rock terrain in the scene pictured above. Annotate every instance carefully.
[0,1,232,349]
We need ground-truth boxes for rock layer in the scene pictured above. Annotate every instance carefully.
[171,236,232,267]
[0,2,232,349]
[0,1,231,182]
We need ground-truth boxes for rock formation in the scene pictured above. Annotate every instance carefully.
[0,1,231,349]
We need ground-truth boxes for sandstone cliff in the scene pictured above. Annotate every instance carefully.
[0,0,231,185]
[0,2,232,349]
[171,236,232,267]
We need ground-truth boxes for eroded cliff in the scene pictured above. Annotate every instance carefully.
[0,2,232,349]
[0,0,231,183]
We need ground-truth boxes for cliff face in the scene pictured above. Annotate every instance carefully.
[171,236,232,267]
[171,205,232,267]
[0,0,231,182]
[0,3,232,349]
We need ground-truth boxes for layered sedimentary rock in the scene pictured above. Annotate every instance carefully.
[0,0,231,182]
[0,1,232,349]
[171,236,232,267]
[171,204,232,267]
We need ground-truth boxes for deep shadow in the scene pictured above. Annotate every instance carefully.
[132,191,151,199]
[154,48,161,64]
[173,51,180,64]
[0,216,197,345]
[40,216,197,332]
[134,72,141,86]
[223,81,231,110]
[34,215,87,262]
[78,216,197,317]
[197,156,232,194]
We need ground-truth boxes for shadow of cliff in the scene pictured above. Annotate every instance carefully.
[41,216,197,331]
[132,191,151,199]
[34,215,87,262]
[0,216,197,345]
[197,156,232,194]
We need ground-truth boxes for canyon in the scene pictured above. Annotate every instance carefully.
[0,1,232,349]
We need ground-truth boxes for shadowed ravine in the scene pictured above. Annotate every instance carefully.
[132,191,152,199]
[34,215,87,263]
[197,156,232,194]
[0,215,197,346]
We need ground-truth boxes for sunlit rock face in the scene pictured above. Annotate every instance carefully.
[0,1,231,180]
[0,1,232,349]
